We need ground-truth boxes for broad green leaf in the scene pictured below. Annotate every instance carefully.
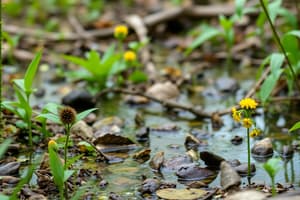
[41,102,60,114]
[185,26,220,56]
[278,8,297,28]
[268,0,282,23]
[129,70,148,83]
[109,60,126,75]
[102,44,115,63]
[64,170,75,182]
[38,113,61,124]
[24,51,42,94]
[13,79,25,92]
[0,139,12,159]
[48,146,64,192]
[286,30,300,39]
[63,55,88,68]
[263,158,281,178]
[270,53,284,74]
[76,108,98,122]
[289,121,300,132]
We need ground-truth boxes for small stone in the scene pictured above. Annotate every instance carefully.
[185,134,207,150]
[149,151,164,171]
[200,151,225,169]
[176,164,216,182]
[136,127,150,142]
[71,120,93,139]
[62,90,95,112]
[146,82,180,101]
[251,138,273,158]
[234,163,256,176]
[215,77,239,93]
[99,180,108,188]
[278,145,294,160]
[220,161,241,190]
[140,178,160,194]
[231,136,243,145]
[0,162,20,176]
[133,148,151,163]
[226,190,267,200]
[28,194,47,200]
[163,155,193,171]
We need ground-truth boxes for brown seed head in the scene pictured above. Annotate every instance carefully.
[59,106,77,125]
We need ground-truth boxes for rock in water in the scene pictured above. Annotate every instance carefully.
[215,77,239,93]
[149,151,164,171]
[71,120,93,139]
[200,151,225,169]
[251,138,273,158]
[62,90,95,112]
[220,161,241,190]
[0,162,20,176]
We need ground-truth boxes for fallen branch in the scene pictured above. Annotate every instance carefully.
[95,88,212,118]
[3,2,257,42]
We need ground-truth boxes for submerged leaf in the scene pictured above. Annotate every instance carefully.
[156,188,206,200]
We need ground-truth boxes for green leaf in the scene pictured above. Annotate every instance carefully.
[64,170,75,182]
[66,154,83,168]
[289,121,300,132]
[70,186,86,200]
[76,108,98,122]
[48,145,64,193]
[129,70,148,83]
[13,79,25,92]
[0,139,12,159]
[24,51,42,94]
[38,113,61,124]
[263,158,281,178]
[41,102,60,114]
[259,53,284,103]
[185,25,220,56]
[102,44,115,63]
[268,0,282,24]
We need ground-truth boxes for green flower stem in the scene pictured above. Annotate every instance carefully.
[271,177,276,196]
[64,124,71,170]
[247,127,251,185]
[259,0,300,92]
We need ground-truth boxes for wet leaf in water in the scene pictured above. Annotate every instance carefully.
[156,188,207,200]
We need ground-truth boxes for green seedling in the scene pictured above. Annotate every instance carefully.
[48,140,74,200]
[263,157,281,196]
[1,51,42,160]
[37,104,97,169]
[63,45,121,91]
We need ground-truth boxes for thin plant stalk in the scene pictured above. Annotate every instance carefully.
[64,124,71,170]
[271,177,276,196]
[259,0,300,92]
[247,127,251,185]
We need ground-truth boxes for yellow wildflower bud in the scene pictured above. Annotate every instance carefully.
[239,98,258,110]
[231,107,241,122]
[242,118,253,128]
[114,25,128,40]
[48,139,58,150]
[124,51,136,62]
[249,128,261,138]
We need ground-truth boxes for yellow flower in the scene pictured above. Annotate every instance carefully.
[114,25,128,40]
[231,107,241,122]
[249,128,261,138]
[48,139,58,150]
[242,118,253,128]
[239,98,258,110]
[124,51,136,62]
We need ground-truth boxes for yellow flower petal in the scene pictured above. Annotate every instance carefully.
[239,98,258,110]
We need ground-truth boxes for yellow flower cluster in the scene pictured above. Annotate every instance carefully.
[114,25,128,40]
[239,98,258,110]
[249,128,261,138]
[242,118,253,128]
[231,107,241,122]
[124,51,136,62]
[48,139,58,150]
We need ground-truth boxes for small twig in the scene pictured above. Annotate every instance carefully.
[95,88,212,118]
[245,66,271,98]
[67,14,90,39]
